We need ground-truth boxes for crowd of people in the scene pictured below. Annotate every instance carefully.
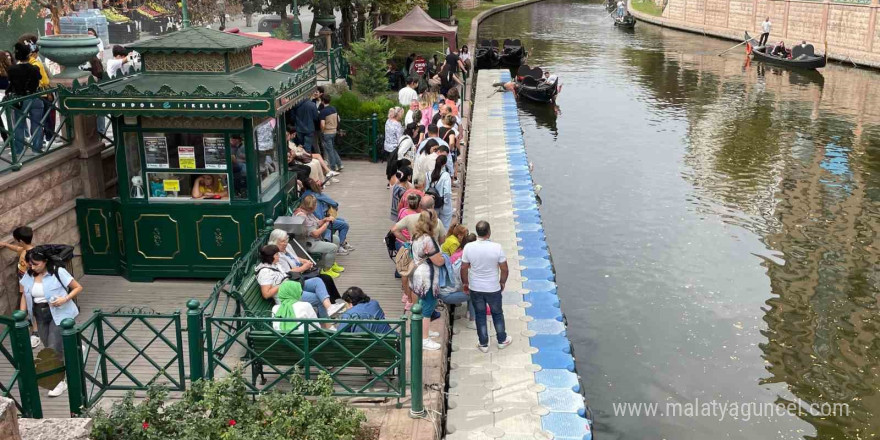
[0,30,136,155]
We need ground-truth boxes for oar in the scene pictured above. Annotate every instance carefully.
[718,39,749,56]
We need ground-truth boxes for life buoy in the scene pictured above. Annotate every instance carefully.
[746,42,753,55]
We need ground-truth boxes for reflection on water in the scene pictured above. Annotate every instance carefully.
[481,1,880,439]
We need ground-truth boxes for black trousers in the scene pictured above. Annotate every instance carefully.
[758,32,769,47]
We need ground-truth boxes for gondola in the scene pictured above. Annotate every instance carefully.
[500,39,527,68]
[613,13,636,29]
[476,39,501,70]
[744,31,826,70]
[515,65,559,103]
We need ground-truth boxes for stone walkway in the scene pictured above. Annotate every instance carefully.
[446,70,592,440]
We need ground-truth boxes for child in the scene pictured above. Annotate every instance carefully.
[0,226,40,347]
[441,224,468,256]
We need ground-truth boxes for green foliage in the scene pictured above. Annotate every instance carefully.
[89,369,370,440]
[374,0,428,20]
[344,26,395,98]
[630,0,664,17]
[271,21,291,40]
[332,91,397,124]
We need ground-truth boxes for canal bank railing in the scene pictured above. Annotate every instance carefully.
[0,88,75,174]
[0,239,422,417]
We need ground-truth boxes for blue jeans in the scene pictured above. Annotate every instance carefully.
[322,133,342,170]
[470,290,507,347]
[438,290,476,321]
[12,97,45,156]
[301,133,315,153]
[301,289,330,318]
[303,277,328,299]
[323,217,349,244]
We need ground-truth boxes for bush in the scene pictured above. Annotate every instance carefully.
[344,27,395,98]
[332,91,397,125]
[89,369,372,440]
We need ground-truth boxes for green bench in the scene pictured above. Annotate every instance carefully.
[233,273,405,393]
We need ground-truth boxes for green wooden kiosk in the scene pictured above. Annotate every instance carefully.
[64,27,316,281]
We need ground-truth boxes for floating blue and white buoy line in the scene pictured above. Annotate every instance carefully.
[446,69,592,440]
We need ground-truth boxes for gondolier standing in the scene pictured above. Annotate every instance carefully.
[759,17,771,47]
[617,0,626,18]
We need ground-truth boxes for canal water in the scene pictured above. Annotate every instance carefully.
[479,1,880,439]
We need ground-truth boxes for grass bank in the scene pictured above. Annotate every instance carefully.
[630,0,664,17]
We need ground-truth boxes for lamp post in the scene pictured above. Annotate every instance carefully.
[181,0,191,28]
[290,0,304,40]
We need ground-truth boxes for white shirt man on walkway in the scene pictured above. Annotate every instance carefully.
[398,77,419,107]
[461,221,513,352]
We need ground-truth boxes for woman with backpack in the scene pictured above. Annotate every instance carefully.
[408,211,445,351]
[19,249,82,397]
[429,155,453,230]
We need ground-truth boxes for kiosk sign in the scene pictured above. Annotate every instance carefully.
[178,146,196,169]
[203,137,226,170]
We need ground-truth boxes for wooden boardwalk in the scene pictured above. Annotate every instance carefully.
[1,160,445,438]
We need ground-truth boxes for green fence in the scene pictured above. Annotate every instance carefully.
[337,115,379,161]
[0,88,74,174]
[314,46,351,86]
[64,310,187,415]
[0,312,42,418]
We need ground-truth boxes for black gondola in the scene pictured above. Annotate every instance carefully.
[476,39,501,70]
[500,39,527,68]
[515,65,559,103]
[613,13,636,29]
[745,31,826,70]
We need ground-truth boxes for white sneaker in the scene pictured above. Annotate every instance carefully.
[342,242,355,251]
[423,338,441,351]
[336,247,350,256]
[498,336,514,350]
[428,330,440,338]
[31,335,41,348]
[327,171,340,177]
[477,344,489,353]
[327,302,346,317]
[48,380,67,397]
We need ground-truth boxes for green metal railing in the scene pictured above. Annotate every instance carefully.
[0,88,74,174]
[337,114,379,161]
[0,312,42,418]
[201,314,408,398]
[314,47,351,85]
[62,310,186,416]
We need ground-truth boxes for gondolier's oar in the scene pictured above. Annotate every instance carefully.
[718,39,749,56]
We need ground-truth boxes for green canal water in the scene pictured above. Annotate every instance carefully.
[480,1,880,439]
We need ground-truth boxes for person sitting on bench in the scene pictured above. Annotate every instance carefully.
[255,245,346,327]
[337,287,393,334]
[270,281,317,333]
[267,229,341,303]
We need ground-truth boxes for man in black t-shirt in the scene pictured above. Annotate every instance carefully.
[445,49,465,74]
[8,42,44,155]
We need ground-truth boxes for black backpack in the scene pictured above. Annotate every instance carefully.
[425,184,445,210]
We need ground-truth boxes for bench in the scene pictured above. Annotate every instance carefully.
[233,271,405,394]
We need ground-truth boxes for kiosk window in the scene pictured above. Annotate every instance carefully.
[254,118,279,193]
[142,132,227,170]
[146,173,229,202]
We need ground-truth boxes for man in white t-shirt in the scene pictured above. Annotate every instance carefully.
[759,17,772,47]
[461,221,512,352]
[398,77,419,107]
[106,45,131,78]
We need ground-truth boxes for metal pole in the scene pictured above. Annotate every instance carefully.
[409,304,425,418]
[181,0,191,28]
[186,300,205,383]
[290,0,304,40]
[11,311,42,418]
[61,318,85,416]
[370,113,378,162]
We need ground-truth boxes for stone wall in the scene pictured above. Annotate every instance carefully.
[632,0,880,68]
[458,0,481,10]
[0,114,109,316]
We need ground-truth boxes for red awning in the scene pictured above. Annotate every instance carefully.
[225,29,313,71]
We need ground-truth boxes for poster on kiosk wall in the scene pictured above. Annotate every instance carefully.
[203,137,226,169]
[144,137,169,168]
